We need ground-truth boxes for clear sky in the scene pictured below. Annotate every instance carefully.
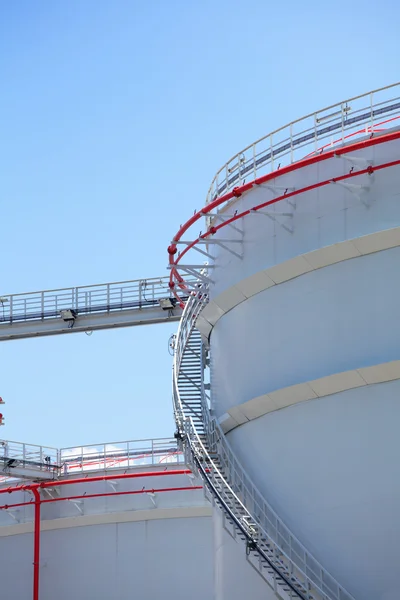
[0,0,399,449]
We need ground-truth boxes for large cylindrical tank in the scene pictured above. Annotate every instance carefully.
[194,89,400,600]
[0,465,213,599]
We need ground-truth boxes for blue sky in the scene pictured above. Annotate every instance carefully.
[0,0,399,448]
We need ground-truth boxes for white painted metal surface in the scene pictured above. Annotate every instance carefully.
[173,290,353,600]
[218,360,400,433]
[197,227,400,340]
[227,381,400,600]
[213,509,278,600]
[200,120,400,598]
[207,135,400,300]
[0,469,213,600]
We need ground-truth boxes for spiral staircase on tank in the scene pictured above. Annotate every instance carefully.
[172,285,355,600]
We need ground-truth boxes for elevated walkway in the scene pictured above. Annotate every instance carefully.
[0,440,59,481]
[0,276,190,341]
[0,437,183,484]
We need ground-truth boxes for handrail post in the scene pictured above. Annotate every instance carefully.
[138,280,142,307]
[270,133,274,171]
[290,123,294,163]
[370,91,374,132]
[341,103,345,143]
[314,114,318,153]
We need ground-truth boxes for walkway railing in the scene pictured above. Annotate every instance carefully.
[60,437,183,474]
[0,276,186,325]
[206,82,400,204]
[0,437,183,485]
[173,287,355,600]
[0,439,59,473]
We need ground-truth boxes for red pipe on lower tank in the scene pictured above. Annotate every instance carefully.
[0,485,203,511]
[0,469,195,600]
[31,486,41,600]
[0,468,192,496]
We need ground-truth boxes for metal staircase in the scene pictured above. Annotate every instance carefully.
[176,328,206,436]
[173,287,355,600]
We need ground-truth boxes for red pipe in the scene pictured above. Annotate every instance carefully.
[41,486,202,504]
[39,468,191,489]
[0,485,203,511]
[0,468,191,496]
[0,469,193,600]
[168,130,400,304]
[31,486,40,600]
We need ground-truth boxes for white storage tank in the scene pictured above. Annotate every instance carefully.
[0,439,213,600]
[180,84,400,600]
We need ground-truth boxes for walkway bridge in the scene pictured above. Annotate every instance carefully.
[0,276,188,342]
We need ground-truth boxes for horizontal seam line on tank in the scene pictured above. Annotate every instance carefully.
[220,360,400,434]
[197,227,400,339]
[0,506,213,537]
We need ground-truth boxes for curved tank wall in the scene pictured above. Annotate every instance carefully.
[213,509,278,600]
[205,132,400,600]
[0,470,213,600]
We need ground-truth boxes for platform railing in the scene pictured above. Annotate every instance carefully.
[0,276,185,325]
[60,437,183,474]
[0,439,59,471]
[206,82,400,204]
[173,286,355,600]
[0,437,183,484]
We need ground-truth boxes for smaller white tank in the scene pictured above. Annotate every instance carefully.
[0,437,213,600]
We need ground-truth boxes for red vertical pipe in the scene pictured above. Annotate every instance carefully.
[31,486,41,600]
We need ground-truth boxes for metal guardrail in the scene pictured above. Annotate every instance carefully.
[0,437,183,484]
[60,437,184,474]
[0,276,186,325]
[172,287,355,600]
[206,82,400,204]
[0,439,59,472]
